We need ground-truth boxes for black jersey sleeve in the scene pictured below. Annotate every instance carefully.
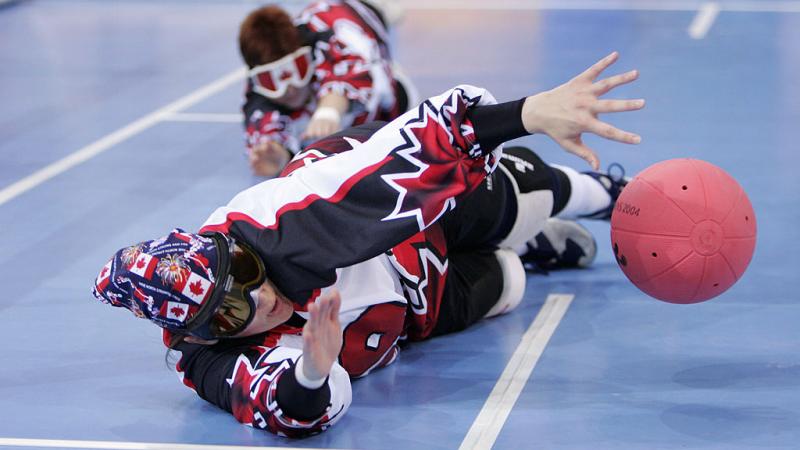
[174,339,351,438]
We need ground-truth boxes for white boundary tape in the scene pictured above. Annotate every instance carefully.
[689,2,722,38]
[162,112,243,123]
[459,293,575,450]
[0,67,246,207]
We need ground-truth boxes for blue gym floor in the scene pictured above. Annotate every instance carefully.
[1,1,798,449]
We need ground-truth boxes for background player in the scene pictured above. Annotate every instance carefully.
[240,0,415,177]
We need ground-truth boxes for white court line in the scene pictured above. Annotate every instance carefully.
[459,293,574,450]
[162,112,243,123]
[689,2,721,38]
[396,0,800,12]
[0,437,345,450]
[0,67,246,207]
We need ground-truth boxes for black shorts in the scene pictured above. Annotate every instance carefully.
[431,147,558,336]
[431,166,515,336]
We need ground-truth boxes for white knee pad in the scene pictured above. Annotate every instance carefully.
[484,249,526,318]
[497,164,553,254]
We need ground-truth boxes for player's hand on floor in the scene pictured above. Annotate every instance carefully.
[249,141,290,177]
[521,51,645,170]
[301,290,343,382]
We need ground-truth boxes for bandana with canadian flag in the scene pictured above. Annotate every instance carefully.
[91,229,221,331]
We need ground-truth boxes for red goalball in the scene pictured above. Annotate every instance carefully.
[610,159,757,304]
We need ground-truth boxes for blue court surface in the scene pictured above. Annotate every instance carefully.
[1,0,799,449]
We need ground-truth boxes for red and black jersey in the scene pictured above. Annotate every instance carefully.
[168,323,352,438]
[173,85,510,437]
[243,0,400,156]
[207,85,501,305]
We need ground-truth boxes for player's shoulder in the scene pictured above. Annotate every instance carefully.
[298,0,351,29]
[280,121,388,176]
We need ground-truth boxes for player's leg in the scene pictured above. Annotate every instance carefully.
[430,248,525,337]
[438,149,597,267]
[496,146,626,267]
[549,161,629,221]
[431,145,621,335]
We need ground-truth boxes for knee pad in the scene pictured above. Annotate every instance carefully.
[484,249,526,318]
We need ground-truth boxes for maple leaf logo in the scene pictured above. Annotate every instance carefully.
[170,306,185,318]
[189,280,205,296]
[100,267,109,278]
[136,257,146,269]
[382,97,486,230]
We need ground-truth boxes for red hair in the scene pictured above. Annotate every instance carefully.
[239,6,301,68]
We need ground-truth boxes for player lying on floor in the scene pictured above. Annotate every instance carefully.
[240,0,416,177]
[91,52,643,437]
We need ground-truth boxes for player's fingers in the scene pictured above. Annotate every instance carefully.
[591,69,639,95]
[560,137,600,171]
[587,119,642,145]
[592,98,645,114]
[318,296,331,322]
[307,301,320,328]
[576,51,619,82]
[317,299,329,326]
[328,290,341,321]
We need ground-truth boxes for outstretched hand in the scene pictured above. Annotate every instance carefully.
[301,290,343,382]
[521,51,645,170]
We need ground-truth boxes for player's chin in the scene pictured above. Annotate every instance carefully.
[274,296,294,321]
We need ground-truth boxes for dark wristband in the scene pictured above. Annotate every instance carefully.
[467,98,529,151]
[276,365,332,421]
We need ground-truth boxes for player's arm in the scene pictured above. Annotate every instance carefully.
[243,87,296,177]
[326,259,409,378]
[303,16,389,140]
[314,31,377,106]
[280,120,388,176]
[338,301,406,378]
[303,92,350,141]
[522,51,644,170]
[203,53,644,304]
[173,293,349,437]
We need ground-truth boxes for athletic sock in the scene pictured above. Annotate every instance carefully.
[550,164,612,219]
